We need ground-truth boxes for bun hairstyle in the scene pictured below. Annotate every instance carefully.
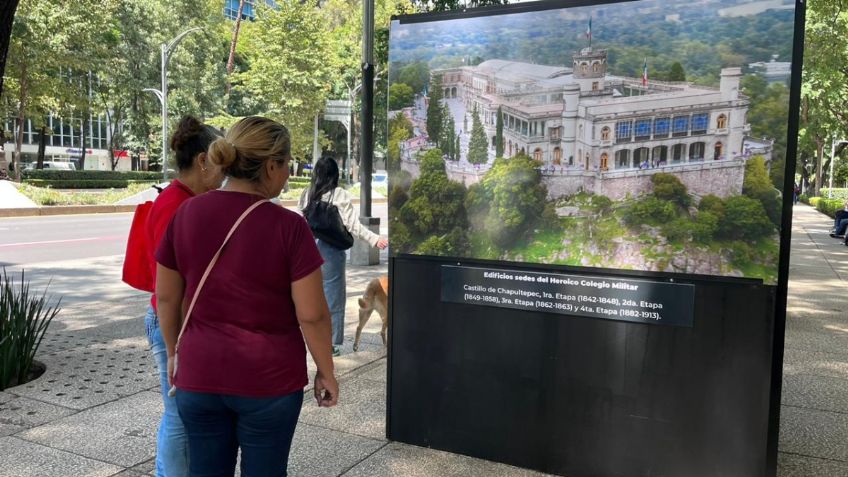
[207,116,291,182]
[169,116,222,172]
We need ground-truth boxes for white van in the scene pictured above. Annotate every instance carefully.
[24,161,77,171]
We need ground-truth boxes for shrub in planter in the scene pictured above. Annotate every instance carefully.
[0,270,61,390]
[815,198,844,218]
[22,170,161,181]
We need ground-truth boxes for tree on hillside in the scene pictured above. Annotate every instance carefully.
[467,105,488,165]
[743,155,782,227]
[426,74,444,143]
[396,148,469,255]
[395,62,430,94]
[495,106,504,157]
[669,62,686,81]
[467,154,547,247]
[389,83,415,110]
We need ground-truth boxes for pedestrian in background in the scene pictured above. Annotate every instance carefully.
[145,116,224,477]
[156,116,338,476]
[299,155,388,356]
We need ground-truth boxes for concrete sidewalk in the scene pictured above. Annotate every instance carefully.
[1,204,846,476]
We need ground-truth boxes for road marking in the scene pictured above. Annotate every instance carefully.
[0,235,125,248]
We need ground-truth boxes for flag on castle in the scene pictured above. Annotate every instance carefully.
[642,58,649,87]
[586,17,592,41]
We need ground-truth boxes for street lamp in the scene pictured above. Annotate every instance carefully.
[144,27,204,182]
[828,137,848,198]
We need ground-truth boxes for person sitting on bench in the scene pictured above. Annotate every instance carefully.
[831,201,848,237]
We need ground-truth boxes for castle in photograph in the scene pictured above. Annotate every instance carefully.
[428,47,772,200]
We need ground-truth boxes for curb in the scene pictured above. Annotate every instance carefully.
[0,198,388,218]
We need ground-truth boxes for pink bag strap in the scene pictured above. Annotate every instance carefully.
[174,199,269,352]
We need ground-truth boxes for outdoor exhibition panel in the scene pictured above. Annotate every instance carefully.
[386,0,803,475]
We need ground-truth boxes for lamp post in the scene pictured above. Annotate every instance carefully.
[144,28,203,182]
[828,138,848,199]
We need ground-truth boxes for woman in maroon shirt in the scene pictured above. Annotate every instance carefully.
[155,116,337,476]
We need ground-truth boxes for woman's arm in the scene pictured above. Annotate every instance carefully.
[336,188,381,246]
[155,263,185,386]
[292,268,339,407]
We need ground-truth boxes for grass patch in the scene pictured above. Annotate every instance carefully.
[18,182,156,206]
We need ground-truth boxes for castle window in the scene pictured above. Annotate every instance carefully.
[600,152,609,171]
[689,142,705,161]
[616,149,630,169]
[691,113,709,134]
[581,62,589,73]
[672,115,690,137]
[601,127,611,141]
[615,121,632,142]
[714,142,724,160]
[634,119,651,140]
[672,144,685,163]
[593,62,600,73]
[592,82,599,91]
[533,148,543,161]
[717,114,727,129]
[554,147,562,164]
[653,117,670,137]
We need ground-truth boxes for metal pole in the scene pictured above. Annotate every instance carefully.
[360,0,374,218]
[313,115,320,164]
[161,43,168,182]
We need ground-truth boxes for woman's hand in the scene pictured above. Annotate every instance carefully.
[313,371,339,407]
[375,237,389,250]
[167,355,175,388]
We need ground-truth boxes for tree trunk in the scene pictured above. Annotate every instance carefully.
[13,74,26,182]
[815,139,825,197]
[0,0,21,98]
[225,0,247,94]
[79,117,87,170]
[36,126,46,169]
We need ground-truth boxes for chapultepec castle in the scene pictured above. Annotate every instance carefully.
[420,46,773,201]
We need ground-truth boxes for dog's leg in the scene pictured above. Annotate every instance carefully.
[354,299,372,352]
[380,316,388,348]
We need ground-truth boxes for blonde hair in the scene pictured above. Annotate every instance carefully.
[207,116,291,182]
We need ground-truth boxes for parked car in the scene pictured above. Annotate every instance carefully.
[24,161,76,171]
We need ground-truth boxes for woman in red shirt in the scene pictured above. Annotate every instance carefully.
[155,116,338,476]
[144,116,224,477]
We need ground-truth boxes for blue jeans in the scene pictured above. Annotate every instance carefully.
[146,306,190,477]
[317,240,346,346]
[175,389,303,477]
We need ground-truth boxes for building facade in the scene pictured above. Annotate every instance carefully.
[223,0,277,20]
[436,48,767,179]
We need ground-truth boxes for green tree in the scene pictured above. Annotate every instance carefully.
[470,154,547,247]
[668,62,686,81]
[238,0,336,157]
[397,148,469,255]
[495,106,504,157]
[389,83,415,110]
[387,113,412,171]
[467,105,488,165]
[743,155,782,227]
[719,195,775,241]
[395,62,430,94]
[652,172,691,208]
[426,74,444,143]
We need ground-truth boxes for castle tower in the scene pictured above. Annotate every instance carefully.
[561,84,581,164]
[572,47,608,93]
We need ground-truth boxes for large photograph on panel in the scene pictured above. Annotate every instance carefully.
[387,0,796,284]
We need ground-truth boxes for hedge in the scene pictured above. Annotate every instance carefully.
[813,197,843,218]
[22,170,162,181]
[23,179,156,189]
[819,188,848,201]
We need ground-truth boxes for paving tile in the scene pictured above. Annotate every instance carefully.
[0,436,122,477]
[357,361,387,384]
[778,406,848,462]
[127,457,154,476]
[9,337,158,410]
[299,376,386,440]
[0,396,76,437]
[107,471,145,477]
[288,423,385,477]
[782,374,848,414]
[341,442,553,477]
[777,452,848,477]
[17,391,161,468]
[782,348,848,381]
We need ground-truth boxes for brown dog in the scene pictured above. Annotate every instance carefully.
[354,276,388,352]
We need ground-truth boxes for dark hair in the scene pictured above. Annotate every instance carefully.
[170,116,221,171]
[207,116,291,182]
[308,155,340,204]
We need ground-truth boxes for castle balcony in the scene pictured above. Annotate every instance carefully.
[714,128,728,135]
[600,139,613,147]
